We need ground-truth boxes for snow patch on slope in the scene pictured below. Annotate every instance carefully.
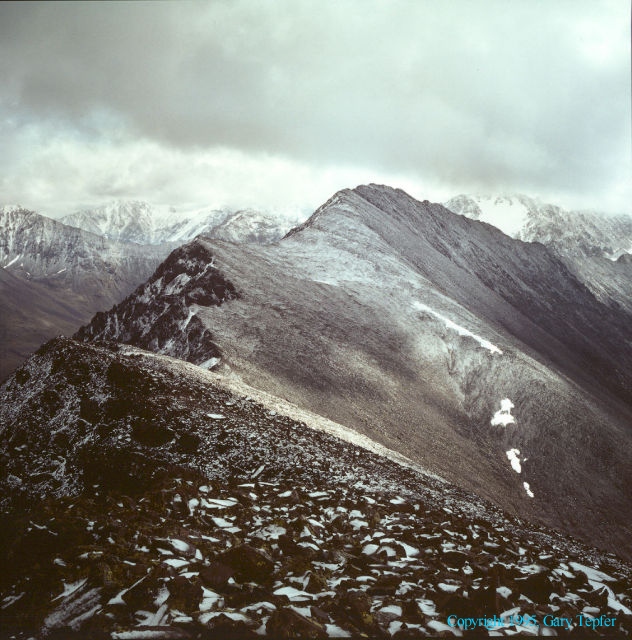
[412,301,502,354]
[491,398,516,426]
[3,253,22,268]
[506,449,522,473]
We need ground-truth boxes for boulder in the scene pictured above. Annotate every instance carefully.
[220,544,274,584]
[266,608,327,639]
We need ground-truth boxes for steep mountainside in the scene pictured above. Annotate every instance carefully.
[1,338,631,638]
[76,185,632,560]
[444,194,632,260]
[0,206,169,380]
[445,194,632,313]
[0,268,84,380]
[60,201,301,246]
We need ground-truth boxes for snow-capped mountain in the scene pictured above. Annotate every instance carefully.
[60,200,159,243]
[444,194,632,260]
[211,209,300,244]
[76,184,632,562]
[60,201,230,245]
[0,205,170,379]
[60,200,303,246]
[445,194,632,314]
[1,337,631,637]
[0,205,168,286]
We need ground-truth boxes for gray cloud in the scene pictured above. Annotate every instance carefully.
[0,0,629,215]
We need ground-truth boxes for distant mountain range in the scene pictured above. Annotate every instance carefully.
[444,194,632,315]
[444,193,632,260]
[60,200,302,246]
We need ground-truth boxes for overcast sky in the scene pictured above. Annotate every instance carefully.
[0,0,629,218]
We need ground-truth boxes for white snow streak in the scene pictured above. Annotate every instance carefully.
[182,307,196,329]
[52,578,88,602]
[506,448,522,473]
[199,357,221,370]
[3,253,21,268]
[412,302,502,354]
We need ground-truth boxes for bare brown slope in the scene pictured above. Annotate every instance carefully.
[0,268,92,381]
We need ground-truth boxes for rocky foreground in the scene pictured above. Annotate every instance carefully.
[1,338,631,638]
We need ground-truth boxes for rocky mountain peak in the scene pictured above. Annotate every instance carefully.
[284,184,447,244]
[75,239,238,366]
[0,204,33,216]
[0,204,44,231]
[283,188,358,238]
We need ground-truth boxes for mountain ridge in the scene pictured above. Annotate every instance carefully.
[288,185,632,406]
[75,184,632,560]
[2,184,632,636]
[60,200,303,246]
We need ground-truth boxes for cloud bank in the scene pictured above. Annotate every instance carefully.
[0,0,629,217]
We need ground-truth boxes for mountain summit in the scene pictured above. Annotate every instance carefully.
[76,184,632,560]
